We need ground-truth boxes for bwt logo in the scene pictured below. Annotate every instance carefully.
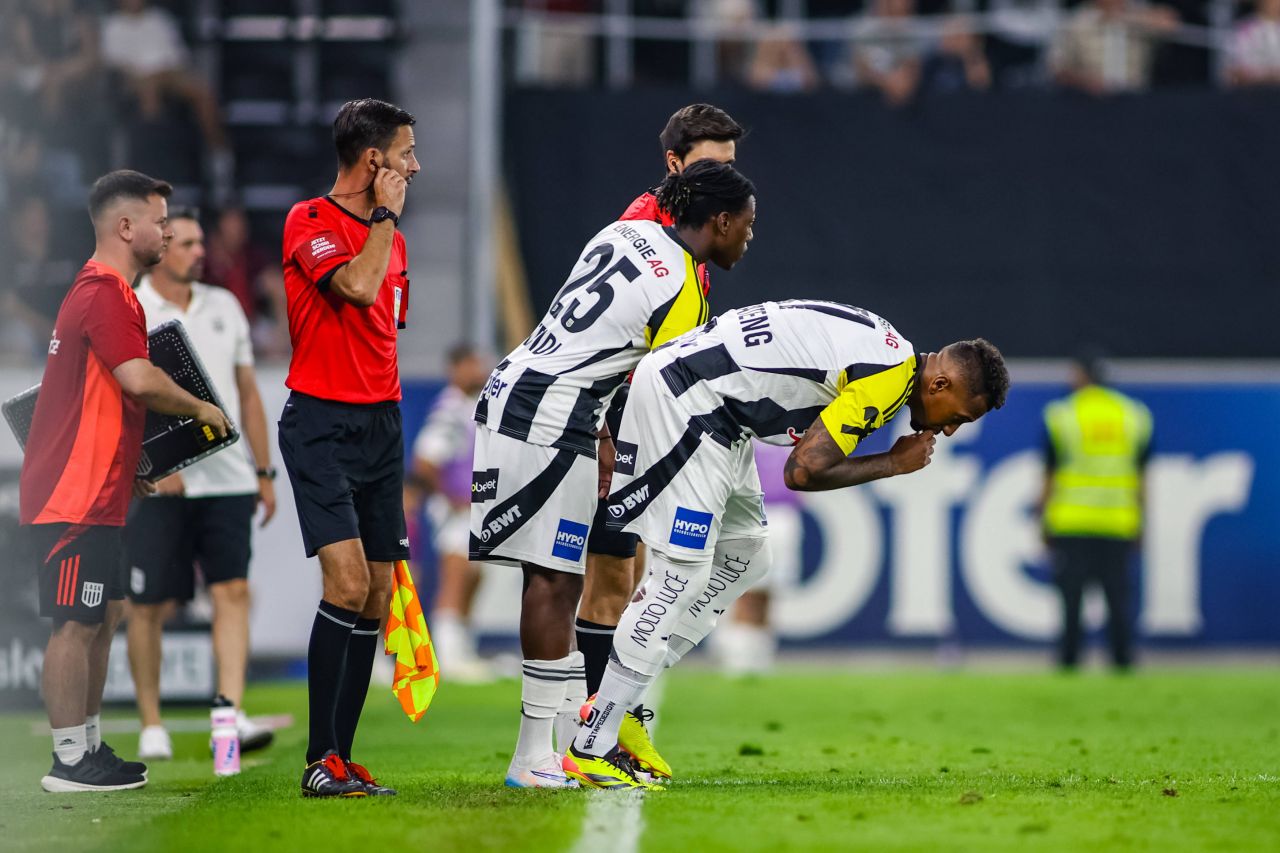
[669,506,714,549]
[613,483,650,513]
[479,505,522,542]
[552,518,590,562]
[614,440,639,475]
[472,468,499,502]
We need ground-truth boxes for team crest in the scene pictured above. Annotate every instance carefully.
[81,581,104,609]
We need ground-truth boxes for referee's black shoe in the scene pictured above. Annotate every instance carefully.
[301,751,366,798]
[345,759,397,796]
[95,742,148,778]
[41,753,147,793]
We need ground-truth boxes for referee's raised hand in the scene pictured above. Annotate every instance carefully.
[373,167,406,217]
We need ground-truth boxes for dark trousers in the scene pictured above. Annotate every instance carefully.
[1049,536,1136,669]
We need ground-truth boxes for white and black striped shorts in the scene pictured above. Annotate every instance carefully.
[468,427,599,574]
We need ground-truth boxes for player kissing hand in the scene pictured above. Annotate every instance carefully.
[374,167,407,217]
[889,430,936,476]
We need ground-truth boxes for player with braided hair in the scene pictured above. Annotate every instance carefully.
[471,161,755,790]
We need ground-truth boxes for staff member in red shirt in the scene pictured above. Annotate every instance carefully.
[21,170,231,793]
[279,98,419,798]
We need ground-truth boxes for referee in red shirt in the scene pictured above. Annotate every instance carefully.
[279,98,419,798]
[21,170,231,792]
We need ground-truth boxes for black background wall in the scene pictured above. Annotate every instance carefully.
[505,89,1280,358]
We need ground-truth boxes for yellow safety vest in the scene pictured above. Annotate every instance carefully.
[1043,385,1152,540]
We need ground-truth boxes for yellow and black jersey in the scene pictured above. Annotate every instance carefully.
[648,300,918,454]
[476,219,707,456]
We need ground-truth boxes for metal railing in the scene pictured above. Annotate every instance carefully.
[502,1,1241,89]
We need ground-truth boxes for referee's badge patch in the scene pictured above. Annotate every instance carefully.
[81,581,104,609]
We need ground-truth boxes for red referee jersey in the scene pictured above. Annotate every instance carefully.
[282,196,409,404]
[620,190,710,296]
[20,261,148,527]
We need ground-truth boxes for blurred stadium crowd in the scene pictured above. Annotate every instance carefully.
[2,0,1278,367]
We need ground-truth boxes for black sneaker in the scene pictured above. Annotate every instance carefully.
[300,750,366,798]
[345,760,397,796]
[95,742,148,778]
[41,752,147,792]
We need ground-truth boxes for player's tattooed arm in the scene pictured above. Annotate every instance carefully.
[784,417,935,491]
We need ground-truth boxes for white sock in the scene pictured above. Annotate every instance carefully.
[573,658,652,757]
[664,634,697,669]
[555,652,586,754]
[514,655,572,761]
[52,725,88,766]
[85,713,101,751]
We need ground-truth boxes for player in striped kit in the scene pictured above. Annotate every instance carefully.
[470,160,756,788]
[565,301,1009,789]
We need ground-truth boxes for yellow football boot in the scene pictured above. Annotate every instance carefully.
[562,745,664,791]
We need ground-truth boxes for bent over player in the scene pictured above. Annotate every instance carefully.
[470,160,756,788]
[578,104,745,781]
[566,301,1009,789]
[279,98,419,798]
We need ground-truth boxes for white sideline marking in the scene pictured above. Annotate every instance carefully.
[569,681,665,853]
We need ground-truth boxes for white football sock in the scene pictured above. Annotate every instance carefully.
[52,724,88,766]
[573,658,652,758]
[85,713,102,751]
[554,652,587,754]
[514,655,571,761]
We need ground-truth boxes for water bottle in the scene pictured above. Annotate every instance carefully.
[211,695,240,776]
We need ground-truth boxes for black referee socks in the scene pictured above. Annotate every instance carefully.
[336,616,381,761]
[306,601,358,764]
[575,617,617,696]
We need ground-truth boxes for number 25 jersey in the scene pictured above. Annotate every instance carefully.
[476,219,708,457]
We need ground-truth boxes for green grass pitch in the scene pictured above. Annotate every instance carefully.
[4,667,1278,852]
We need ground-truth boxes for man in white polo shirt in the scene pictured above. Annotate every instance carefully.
[126,207,278,759]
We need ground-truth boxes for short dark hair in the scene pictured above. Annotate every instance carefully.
[1073,345,1108,385]
[88,170,172,221]
[333,98,416,168]
[949,338,1010,411]
[447,341,478,366]
[168,206,201,223]
[654,160,756,228]
[659,104,745,160]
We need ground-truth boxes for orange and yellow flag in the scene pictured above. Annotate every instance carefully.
[385,559,440,722]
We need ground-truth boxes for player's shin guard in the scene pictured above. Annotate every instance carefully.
[670,536,771,652]
[514,655,573,761]
[554,652,586,754]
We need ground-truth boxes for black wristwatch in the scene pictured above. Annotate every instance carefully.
[370,206,399,227]
[256,467,277,480]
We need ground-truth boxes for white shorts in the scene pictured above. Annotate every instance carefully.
[468,427,598,574]
[605,358,767,562]
[427,498,470,557]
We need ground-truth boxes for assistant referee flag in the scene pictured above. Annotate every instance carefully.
[385,560,440,722]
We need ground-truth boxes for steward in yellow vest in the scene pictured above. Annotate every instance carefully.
[1040,356,1152,669]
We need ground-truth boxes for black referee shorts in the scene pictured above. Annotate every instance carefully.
[278,391,409,562]
[124,494,256,604]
